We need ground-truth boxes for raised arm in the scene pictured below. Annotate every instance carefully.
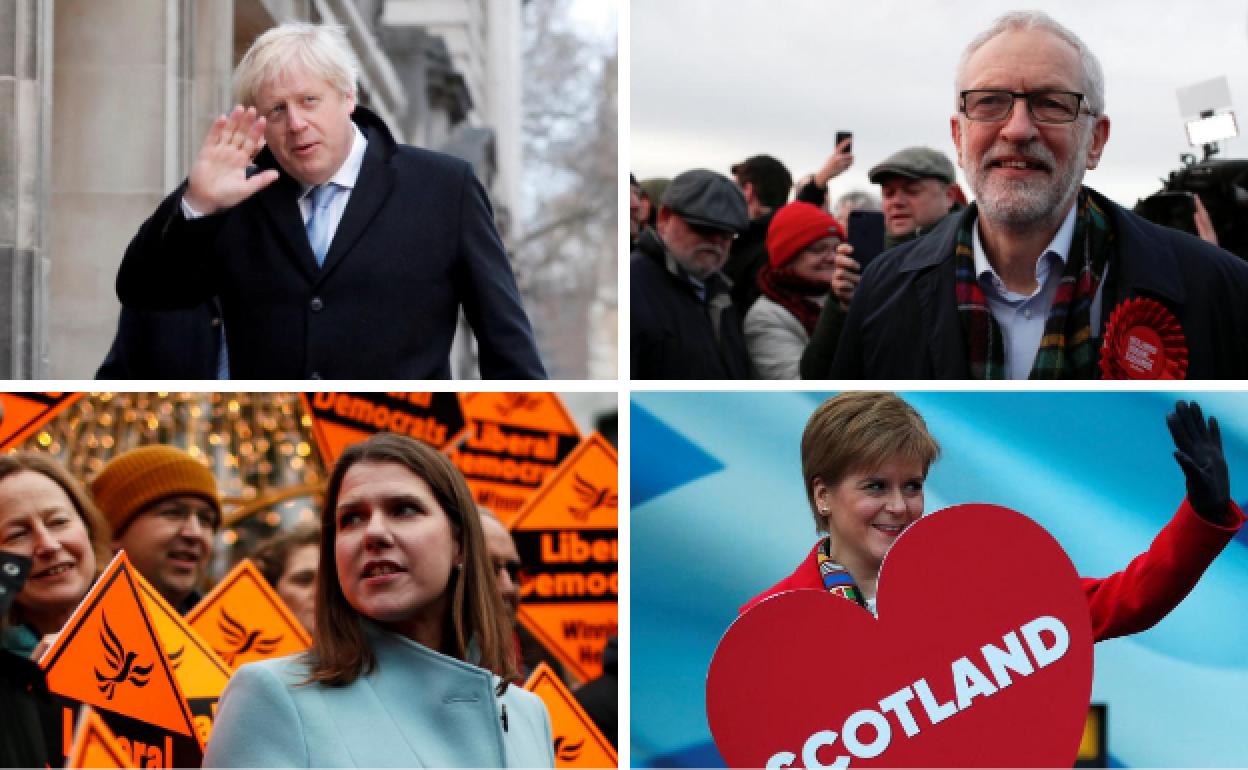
[1082,401,1243,642]
[184,106,280,215]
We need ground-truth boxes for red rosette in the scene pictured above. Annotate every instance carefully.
[1099,297,1188,379]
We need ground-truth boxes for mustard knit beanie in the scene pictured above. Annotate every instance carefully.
[91,445,221,533]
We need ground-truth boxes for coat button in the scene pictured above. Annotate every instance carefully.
[310,297,324,312]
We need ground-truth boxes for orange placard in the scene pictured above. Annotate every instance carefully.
[511,434,618,682]
[301,392,466,464]
[40,552,203,767]
[186,559,310,669]
[67,707,138,769]
[524,662,617,768]
[459,393,579,435]
[0,392,82,449]
[449,393,581,525]
[134,570,232,746]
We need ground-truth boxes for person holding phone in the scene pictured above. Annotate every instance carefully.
[726,155,795,313]
[868,147,965,248]
[0,454,112,659]
[744,202,845,378]
[0,550,60,767]
[831,11,1248,379]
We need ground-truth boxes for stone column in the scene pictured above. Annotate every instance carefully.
[0,0,54,378]
[47,0,232,378]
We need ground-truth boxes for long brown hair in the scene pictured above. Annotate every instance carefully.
[306,433,516,686]
[0,452,113,631]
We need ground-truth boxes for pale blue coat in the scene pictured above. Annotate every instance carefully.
[203,622,554,768]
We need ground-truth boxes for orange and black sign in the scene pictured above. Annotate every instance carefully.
[524,662,617,768]
[186,559,310,669]
[135,570,232,746]
[40,553,203,767]
[67,707,137,769]
[0,392,82,449]
[302,392,466,464]
[448,393,581,525]
[511,434,618,682]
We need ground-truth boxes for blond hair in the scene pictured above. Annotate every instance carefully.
[233,22,359,108]
[801,392,941,533]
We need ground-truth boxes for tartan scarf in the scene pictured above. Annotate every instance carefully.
[816,536,868,609]
[756,262,828,335]
[955,188,1115,378]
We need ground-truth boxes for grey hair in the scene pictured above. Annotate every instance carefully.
[233,22,359,108]
[955,11,1105,115]
[834,189,881,213]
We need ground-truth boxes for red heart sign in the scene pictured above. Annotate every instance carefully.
[706,504,1094,768]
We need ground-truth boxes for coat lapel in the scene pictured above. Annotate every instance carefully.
[321,679,423,767]
[254,171,322,281]
[913,259,969,377]
[903,212,970,378]
[317,136,396,282]
[363,624,506,768]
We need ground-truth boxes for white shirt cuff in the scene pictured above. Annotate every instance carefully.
[180,196,205,220]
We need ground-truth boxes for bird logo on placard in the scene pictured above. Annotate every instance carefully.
[94,612,153,699]
[553,736,585,762]
[216,607,282,665]
[494,393,542,418]
[168,644,185,671]
[568,473,616,521]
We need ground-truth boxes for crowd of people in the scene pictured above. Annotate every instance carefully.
[631,10,1248,380]
[0,428,614,766]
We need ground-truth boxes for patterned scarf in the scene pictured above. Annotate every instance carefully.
[955,188,1115,378]
[756,263,828,335]
[816,536,867,609]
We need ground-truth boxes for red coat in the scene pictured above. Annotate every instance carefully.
[740,498,1244,642]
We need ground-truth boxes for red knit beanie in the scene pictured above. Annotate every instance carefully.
[766,202,845,268]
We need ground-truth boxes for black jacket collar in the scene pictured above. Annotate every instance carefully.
[250,106,399,282]
[895,187,1188,307]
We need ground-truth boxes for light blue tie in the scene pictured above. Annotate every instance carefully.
[305,183,339,266]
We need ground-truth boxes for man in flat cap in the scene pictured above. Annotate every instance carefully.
[632,169,752,378]
[869,146,965,249]
[831,11,1248,379]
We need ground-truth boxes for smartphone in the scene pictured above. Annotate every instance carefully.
[836,130,853,154]
[0,551,32,616]
[847,210,886,271]
[1133,192,1197,236]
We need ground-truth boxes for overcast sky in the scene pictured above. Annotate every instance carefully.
[631,0,1248,208]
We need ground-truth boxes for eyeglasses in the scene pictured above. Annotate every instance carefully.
[801,239,842,257]
[147,503,219,532]
[960,90,1095,124]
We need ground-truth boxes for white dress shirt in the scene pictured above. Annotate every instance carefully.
[181,121,368,240]
[972,204,1107,379]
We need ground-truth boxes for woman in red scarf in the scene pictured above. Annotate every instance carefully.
[741,393,1244,643]
[744,202,847,379]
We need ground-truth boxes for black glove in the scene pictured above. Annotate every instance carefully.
[1166,400,1231,524]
